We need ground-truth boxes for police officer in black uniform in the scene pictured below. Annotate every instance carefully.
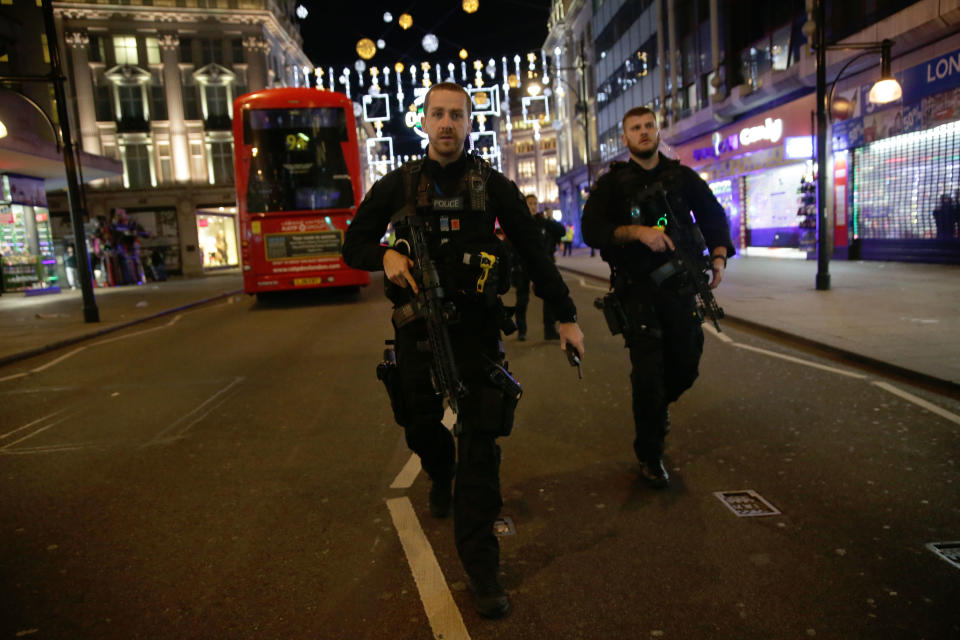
[581,106,734,488]
[343,83,585,619]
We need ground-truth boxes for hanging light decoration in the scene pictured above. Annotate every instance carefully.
[507,74,519,88]
[377,39,386,50]
[383,11,393,23]
[394,62,405,74]
[459,49,468,60]
[422,34,439,53]
[356,38,376,61]
[462,0,479,14]
[398,13,413,30]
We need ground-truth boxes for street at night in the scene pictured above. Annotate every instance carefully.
[2,271,958,639]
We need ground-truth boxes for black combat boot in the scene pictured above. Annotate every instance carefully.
[470,575,511,619]
[638,457,670,489]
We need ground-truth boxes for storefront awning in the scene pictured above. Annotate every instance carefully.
[0,131,122,190]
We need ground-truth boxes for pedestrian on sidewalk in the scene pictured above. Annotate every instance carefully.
[63,245,78,290]
[529,194,566,340]
[562,224,574,256]
[581,106,734,488]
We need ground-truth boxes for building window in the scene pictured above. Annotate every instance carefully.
[544,155,558,177]
[124,143,152,188]
[209,141,233,185]
[179,38,193,64]
[157,142,172,183]
[205,84,228,118]
[183,82,200,120]
[146,37,161,65]
[231,39,244,65]
[94,82,113,121]
[88,35,106,63]
[541,138,556,151]
[150,84,167,120]
[117,85,145,120]
[200,39,222,65]
[516,140,536,155]
[518,160,536,179]
[113,36,138,66]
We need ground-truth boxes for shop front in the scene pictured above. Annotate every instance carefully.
[195,205,239,270]
[832,45,960,263]
[0,174,59,293]
[674,94,817,259]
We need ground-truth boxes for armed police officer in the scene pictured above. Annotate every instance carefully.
[342,82,585,619]
[581,106,734,489]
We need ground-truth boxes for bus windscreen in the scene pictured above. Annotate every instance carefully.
[243,107,354,213]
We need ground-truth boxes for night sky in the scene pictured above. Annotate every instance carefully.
[297,0,552,70]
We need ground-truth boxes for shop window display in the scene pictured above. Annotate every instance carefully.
[196,210,238,268]
[0,175,58,293]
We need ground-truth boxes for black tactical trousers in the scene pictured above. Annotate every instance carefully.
[619,282,704,460]
[394,307,506,583]
[512,270,530,336]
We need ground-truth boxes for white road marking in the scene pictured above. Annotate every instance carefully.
[1,408,70,441]
[0,372,30,383]
[30,347,86,372]
[145,377,245,445]
[732,343,867,379]
[1,412,77,450]
[386,496,471,640]
[390,454,423,490]
[871,381,960,425]
[703,323,733,343]
[390,408,455,489]
[577,276,609,291]
[92,314,182,346]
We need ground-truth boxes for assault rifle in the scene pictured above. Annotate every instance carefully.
[641,183,725,332]
[391,214,468,423]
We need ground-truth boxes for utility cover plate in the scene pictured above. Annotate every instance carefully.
[926,541,960,569]
[493,516,516,537]
[714,490,781,517]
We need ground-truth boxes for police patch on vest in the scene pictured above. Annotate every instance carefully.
[432,196,464,211]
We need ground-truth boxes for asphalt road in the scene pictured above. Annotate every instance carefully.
[1,276,958,640]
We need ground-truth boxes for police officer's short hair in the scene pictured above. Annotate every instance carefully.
[622,106,658,131]
[424,82,472,118]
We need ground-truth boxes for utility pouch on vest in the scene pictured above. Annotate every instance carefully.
[594,292,628,336]
[375,342,407,427]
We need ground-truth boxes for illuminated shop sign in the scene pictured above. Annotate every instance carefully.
[694,118,785,161]
[784,135,814,159]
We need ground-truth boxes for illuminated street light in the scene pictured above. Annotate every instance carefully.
[0,119,7,139]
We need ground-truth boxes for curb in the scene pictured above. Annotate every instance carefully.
[558,265,960,400]
[0,289,243,369]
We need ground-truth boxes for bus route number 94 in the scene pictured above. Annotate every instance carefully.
[285,132,310,151]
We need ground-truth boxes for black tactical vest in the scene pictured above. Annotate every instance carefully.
[390,155,510,305]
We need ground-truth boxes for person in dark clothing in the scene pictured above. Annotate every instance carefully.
[500,232,530,340]
[528,194,566,339]
[581,106,734,489]
[933,193,957,239]
[342,82,585,619]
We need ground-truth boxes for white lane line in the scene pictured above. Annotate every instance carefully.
[1,408,71,441]
[390,408,456,489]
[0,372,30,383]
[732,342,868,379]
[386,497,471,640]
[144,377,245,445]
[390,454,423,490]
[872,381,960,425]
[577,276,609,291]
[703,323,733,343]
[1,412,77,450]
[92,314,182,346]
[0,442,107,455]
[30,347,87,373]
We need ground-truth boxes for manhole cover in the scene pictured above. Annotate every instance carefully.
[927,541,960,569]
[493,516,515,537]
[714,490,781,517]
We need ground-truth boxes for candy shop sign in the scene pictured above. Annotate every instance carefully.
[738,118,783,147]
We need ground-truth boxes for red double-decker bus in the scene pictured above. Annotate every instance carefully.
[232,88,370,295]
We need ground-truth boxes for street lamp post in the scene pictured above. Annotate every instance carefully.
[814,0,901,291]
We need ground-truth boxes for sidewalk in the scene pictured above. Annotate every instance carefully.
[557,248,960,389]
[0,271,243,367]
[1,255,958,391]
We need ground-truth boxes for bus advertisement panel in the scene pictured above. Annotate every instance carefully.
[232,88,370,294]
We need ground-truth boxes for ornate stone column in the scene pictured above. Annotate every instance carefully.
[65,31,101,154]
[159,33,191,183]
[242,36,270,92]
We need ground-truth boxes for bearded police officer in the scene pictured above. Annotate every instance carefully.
[343,82,585,619]
[581,106,734,488]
